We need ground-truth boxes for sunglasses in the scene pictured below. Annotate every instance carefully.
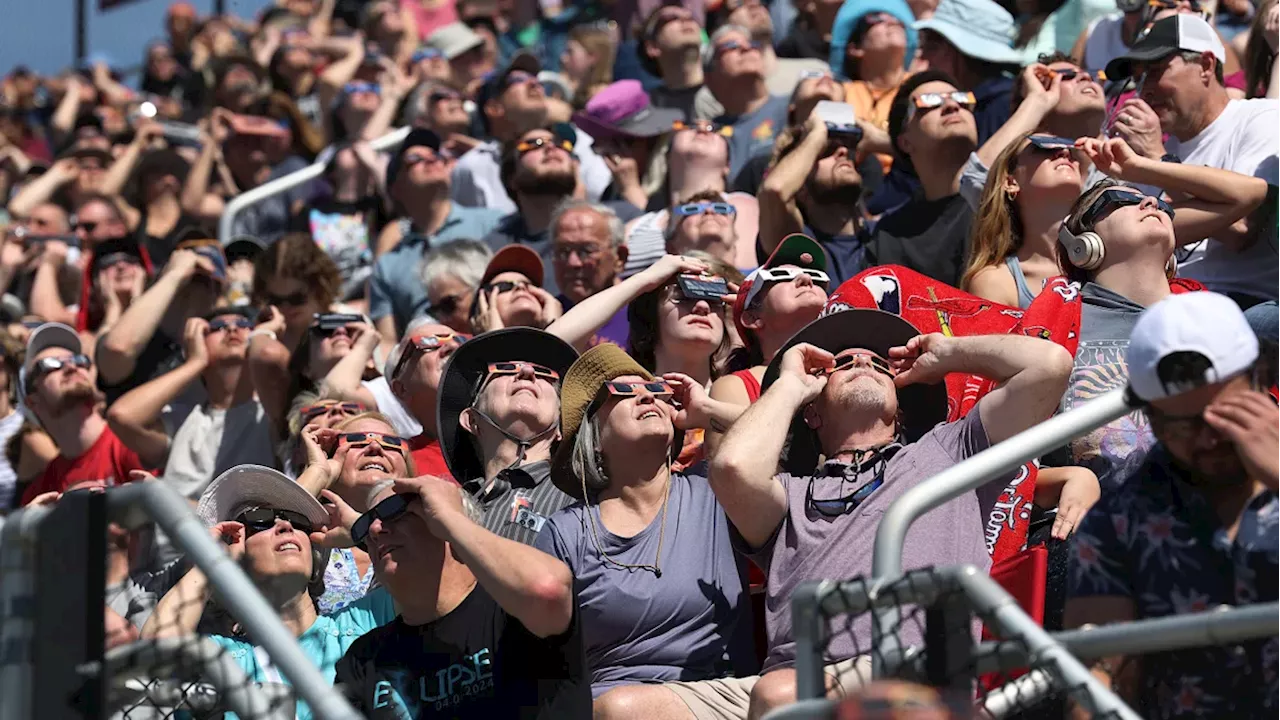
[501,70,541,93]
[1080,188,1175,228]
[95,251,142,271]
[207,317,254,333]
[428,293,464,316]
[411,48,443,63]
[671,120,734,137]
[1025,135,1077,153]
[715,39,763,56]
[603,380,674,398]
[264,290,310,307]
[27,353,92,391]
[351,493,415,548]
[342,81,380,96]
[485,279,533,294]
[822,350,895,378]
[806,475,885,517]
[906,91,976,121]
[823,133,862,157]
[484,361,560,383]
[428,88,462,103]
[665,285,727,311]
[672,201,736,217]
[756,266,830,286]
[515,136,574,156]
[391,333,469,379]
[404,148,451,167]
[337,432,408,454]
[299,401,364,424]
[1052,68,1103,83]
[310,323,355,338]
[75,220,101,234]
[234,507,315,536]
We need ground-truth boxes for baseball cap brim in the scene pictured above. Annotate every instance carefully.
[481,245,545,288]
[1104,44,1178,82]
[196,464,328,528]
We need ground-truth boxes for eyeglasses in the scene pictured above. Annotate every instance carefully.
[403,149,451,167]
[263,290,310,307]
[1052,68,1103,84]
[515,136,574,156]
[822,350,895,378]
[411,47,443,63]
[798,69,834,81]
[1080,188,1175,228]
[27,354,92,391]
[485,279,533,294]
[351,492,415,547]
[484,361,560,383]
[391,332,468,379]
[501,70,541,93]
[337,432,408,454]
[95,252,141,271]
[672,201,736,217]
[755,266,830,286]
[342,81,380,96]
[207,317,254,333]
[553,244,607,263]
[906,91,976,121]
[603,380,674,398]
[671,120,733,137]
[234,507,315,536]
[299,401,364,424]
[806,474,885,517]
[715,39,762,57]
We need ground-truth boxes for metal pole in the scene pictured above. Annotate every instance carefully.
[108,482,363,720]
[218,126,410,244]
[0,505,53,720]
[870,389,1133,667]
[791,581,830,701]
[75,0,88,64]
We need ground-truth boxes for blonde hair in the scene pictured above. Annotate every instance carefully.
[961,131,1034,291]
[568,26,617,108]
[334,411,418,476]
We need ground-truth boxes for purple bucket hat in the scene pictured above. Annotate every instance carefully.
[572,80,685,141]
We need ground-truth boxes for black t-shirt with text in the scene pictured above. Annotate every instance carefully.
[334,584,590,719]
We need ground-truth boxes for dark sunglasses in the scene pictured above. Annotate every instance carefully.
[1081,188,1175,228]
[337,431,408,454]
[501,70,540,93]
[428,87,462,103]
[823,132,862,156]
[650,8,693,38]
[351,492,415,547]
[264,290,310,307]
[603,380,673,398]
[27,354,92,391]
[665,286,727,311]
[1025,135,1077,152]
[672,201,736,217]
[310,324,355,338]
[715,39,762,56]
[806,475,885,517]
[411,48,444,63]
[515,136,573,156]
[95,251,142,271]
[234,507,315,536]
[207,317,254,333]
[299,401,364,424]
[485,279,533,294]
[404,149,451,166]
[823,351,895,378]
[342,81,380,96]
[75,220,101,234]
[1052,68,1102,83]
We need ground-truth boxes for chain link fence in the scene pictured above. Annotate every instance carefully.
[0,482,362,720]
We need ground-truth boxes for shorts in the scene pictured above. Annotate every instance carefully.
[664,655,873,720]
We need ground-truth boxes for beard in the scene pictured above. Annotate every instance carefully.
[49,380,99,416]
[831,376,892,416]
[807,176,863,208]
[513,165,576,197]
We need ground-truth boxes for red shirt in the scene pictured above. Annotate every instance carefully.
[20,427,148,505]
[408,434,456,485]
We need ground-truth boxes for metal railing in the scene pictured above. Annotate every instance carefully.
[217,126,410,245]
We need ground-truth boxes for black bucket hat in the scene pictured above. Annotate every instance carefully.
[761,309,949,475]
[436,328,579,484]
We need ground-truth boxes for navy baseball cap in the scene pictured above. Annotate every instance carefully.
[386,128,445,187]
[476,51,542,134]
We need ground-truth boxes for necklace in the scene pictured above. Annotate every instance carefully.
[583,465,672,578]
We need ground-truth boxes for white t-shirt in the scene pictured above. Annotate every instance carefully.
[0,411,23,511]
[363,376,422,438]
[161,399,277,499]
[1168,98,1280,300]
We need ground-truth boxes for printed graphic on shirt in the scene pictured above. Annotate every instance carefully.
[509,496,547,534]
[370,650,496,716]
[1062,339,1153,487]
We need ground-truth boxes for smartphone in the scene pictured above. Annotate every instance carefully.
[313,313,364,331]
[676,274,729,303]
[815,101,859,136]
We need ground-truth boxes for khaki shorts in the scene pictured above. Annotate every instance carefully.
[664,656,873,720]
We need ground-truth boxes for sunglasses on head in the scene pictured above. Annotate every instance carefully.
[95,251,141,271]
[1025,135,1077,153]
[515,136,574,156]
[234,507,315,536]
[671,120,733,137]
[411,48,443,63]
[207,317,254,333]
[264,290,310,307]
[672,201,736,217]
[27,354,92,390]
[603,380,673,398]
[299,401,364,424]
[486,279,533,294]
[822,350,895,378]
[338,431,408,454]
[1081,188,1175,228]
[756,266,830,286]
[351,492,416,548]
[906,91,976,120]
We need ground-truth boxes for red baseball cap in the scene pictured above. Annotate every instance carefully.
[481,245,545,288]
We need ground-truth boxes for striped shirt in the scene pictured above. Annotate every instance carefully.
[463,461,574,546]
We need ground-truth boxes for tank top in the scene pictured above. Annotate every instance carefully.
[731,368,762,403]
[1005,256,1036,310]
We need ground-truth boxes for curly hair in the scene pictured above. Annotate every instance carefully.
[251,233,341,310]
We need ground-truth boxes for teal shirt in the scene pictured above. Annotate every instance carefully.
[210,587,396,720]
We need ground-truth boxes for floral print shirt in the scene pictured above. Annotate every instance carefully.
[1069,446,1278,718]
[317,548,374,615]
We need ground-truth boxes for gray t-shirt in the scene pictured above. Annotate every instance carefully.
[741,411,1008,672]
[533,472,756,696]
[161,399,277,499]
[1054,282,1155,490]
[716,95,790,184]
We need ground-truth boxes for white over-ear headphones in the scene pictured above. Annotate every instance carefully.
[1057,222,1105,270]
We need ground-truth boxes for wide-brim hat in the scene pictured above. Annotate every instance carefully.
[196,464,328,528]
[571,79,684,141]
[551,343,684,500]
[761,309,948,474]
[437,328,579,484]
[913,0,1025,66]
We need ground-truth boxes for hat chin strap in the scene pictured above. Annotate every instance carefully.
[470,406,558,472]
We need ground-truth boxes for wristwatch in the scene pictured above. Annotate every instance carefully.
[1161,152,1181,163]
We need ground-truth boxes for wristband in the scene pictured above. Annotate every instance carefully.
[248,329,278,343]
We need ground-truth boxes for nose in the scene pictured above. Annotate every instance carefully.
[1053,148,1073,161]
[369,518,386,537]
[566,250,584,267]
[1139,195,1160,211]
[516,363,537,380]
[273,518,297,534]
[691,299,712,315]
[795,273,814,288]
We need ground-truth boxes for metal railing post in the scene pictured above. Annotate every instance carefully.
[869,389,1134,667]
[791,581,830,701]
[218,126,410,245]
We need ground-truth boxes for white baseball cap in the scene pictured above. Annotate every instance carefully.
[1126,292,1258,402]
[1105,14,1227,81]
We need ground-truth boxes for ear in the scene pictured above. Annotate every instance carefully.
[484,97,503,124]
[390,377,405,398]
[1003,173,1020,199]
[1200,52,1216,83]
[895,132,913,158]
[459,407,478,436]
[847,45,864,62]
[613,244,629,275]
[741,307,765,332]
[644,40,661,62]
[802,403,821,430]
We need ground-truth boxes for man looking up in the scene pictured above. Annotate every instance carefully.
[384,319,468,481]
[864,71,978,287]
[436,327,578,545]
[704,25,790,183]
[637,4,721,122]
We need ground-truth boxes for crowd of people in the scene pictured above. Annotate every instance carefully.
[1,0,1277,717]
